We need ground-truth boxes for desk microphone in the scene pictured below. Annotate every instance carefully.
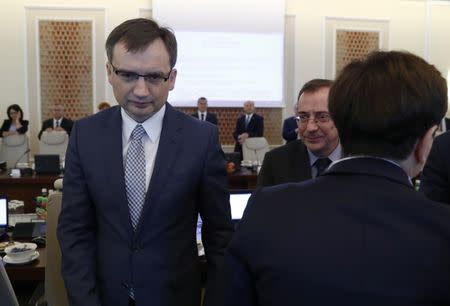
[12,148,30,169]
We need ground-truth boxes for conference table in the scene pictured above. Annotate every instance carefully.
[0,169,256,283]
[4,246,46,281]
[0,172,60,213]
[0,169,256,214]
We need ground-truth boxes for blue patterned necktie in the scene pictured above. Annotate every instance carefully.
[125,124,147,230]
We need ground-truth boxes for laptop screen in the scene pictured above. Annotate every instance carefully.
[34,154,60,174]
[230,190,252,220]
[0,196,8,231]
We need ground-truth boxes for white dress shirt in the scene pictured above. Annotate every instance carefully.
[121,105,165,192]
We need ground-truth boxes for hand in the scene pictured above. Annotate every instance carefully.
[238,133,249,144]
[54,127,64,132]
[45,127,53,132]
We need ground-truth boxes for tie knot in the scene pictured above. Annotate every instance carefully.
[314,158,331,176]
[131,124,146,140]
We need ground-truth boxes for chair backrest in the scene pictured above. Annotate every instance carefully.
[45,178,69,306]
[0,134,29,168]
[39,132,68,160]
[0,260,19,306]
[242,137,269,163]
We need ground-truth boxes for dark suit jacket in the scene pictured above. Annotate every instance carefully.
[57,104,234,306]
[421,131,450,204]
[38,117,74,139]
[282,116,298,143]
[233,113,264,153]
[0,119,29,137]
[191,112,218,125]
[257,139,311,187]
[212,158,450,306]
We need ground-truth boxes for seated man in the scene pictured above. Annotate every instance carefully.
[233,100,264,159]
[38,103,73,140]
[191,97,218,125]
[210,51,450,306]
[258,79,341,187]
[282,101,299,143]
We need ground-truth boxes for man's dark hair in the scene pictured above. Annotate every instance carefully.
[106,18,177,68]
[198,97,208,103]
[329,50,447,160]
[297,79,333,101]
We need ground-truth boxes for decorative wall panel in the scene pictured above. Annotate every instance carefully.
[335,30,379,76]
[325,17,389,79]
[177,107,283,145]
[39,20,93,120]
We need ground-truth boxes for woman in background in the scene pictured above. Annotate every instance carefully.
[0,104,29,137]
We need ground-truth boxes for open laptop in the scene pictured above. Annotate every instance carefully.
[196,190,253,241]
[34,154,61,174]
[230,190,252,226]
[0,196,8,239]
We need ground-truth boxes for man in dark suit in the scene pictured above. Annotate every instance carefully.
[57,18,233,306]
[191,97,218,125]
[38,103,73,139]
[258,79,341,187]
[210,51,450,306]
[233,100,264,159]
[420,131,450,203]
[281,115,297,143]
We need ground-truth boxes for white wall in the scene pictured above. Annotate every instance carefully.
[0,0,151,153]
[1,0,450,154]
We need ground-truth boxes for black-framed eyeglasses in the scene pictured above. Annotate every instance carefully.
[110,62,172,86]
[296,112,331,124]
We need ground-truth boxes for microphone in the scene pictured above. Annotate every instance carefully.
[12,148,30,169]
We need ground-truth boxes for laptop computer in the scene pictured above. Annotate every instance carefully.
[230,190,252,226]
[0,196,8,238]
[34,154,61,174]
[196,190,253,241]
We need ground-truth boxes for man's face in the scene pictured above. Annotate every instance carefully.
[198,99,208,112]
[52,105,64,120]
[243,101,254,114]
[298,87,339,157]
[107,39,177,123]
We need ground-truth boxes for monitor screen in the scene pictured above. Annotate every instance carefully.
[230,191,252,220]
[0,196,8,229]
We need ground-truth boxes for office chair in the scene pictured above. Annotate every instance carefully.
[38,131,68,160]
[242,137,269,164]
[44,178,69,306]
[0,134,29,168]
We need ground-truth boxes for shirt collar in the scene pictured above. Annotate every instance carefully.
[308,142,342,166]
[329,155,412,184]
[121,104,166,144]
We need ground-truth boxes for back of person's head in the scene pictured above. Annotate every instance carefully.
[98,101,111,111]
[297,79,333,102]
[105,18,177,68]
[329,50,447,160]
[7,104,23,121]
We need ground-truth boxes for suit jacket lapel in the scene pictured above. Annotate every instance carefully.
[135,103,183,235]
[292,140,312,181]
[102,107,133,235]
